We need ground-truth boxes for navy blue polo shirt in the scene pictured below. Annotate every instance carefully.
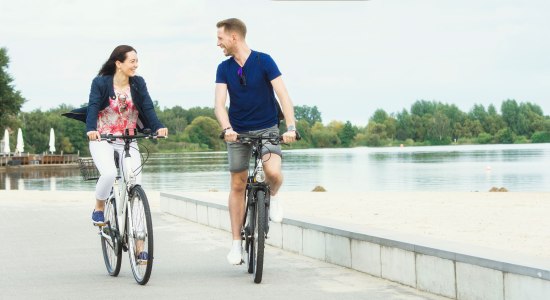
[216,50,282,132]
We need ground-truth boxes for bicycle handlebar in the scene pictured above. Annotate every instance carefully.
[218,130,301,142]
[100,130,167,142]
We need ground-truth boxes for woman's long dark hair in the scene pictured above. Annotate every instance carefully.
[97,45,137,76]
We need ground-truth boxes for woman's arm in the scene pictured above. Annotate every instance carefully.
[136,77,167,135]
[86,77,102,140]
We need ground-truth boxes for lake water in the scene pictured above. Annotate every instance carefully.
[1,144,549,192]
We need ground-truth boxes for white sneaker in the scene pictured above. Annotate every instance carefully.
[226,241,243,265]
[270,196,283,223]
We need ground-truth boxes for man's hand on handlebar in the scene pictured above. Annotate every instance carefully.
[223,128,238,142]
[282,130,297,144]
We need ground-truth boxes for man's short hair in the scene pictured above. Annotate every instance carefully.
[216,18,247,38]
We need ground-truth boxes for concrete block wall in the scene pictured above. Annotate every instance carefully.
[161,193,550,300]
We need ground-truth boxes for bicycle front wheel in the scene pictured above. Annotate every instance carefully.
[253,189,267,283]
[101,196,122,276]
[246,205,255,274]
[126,186,154,285]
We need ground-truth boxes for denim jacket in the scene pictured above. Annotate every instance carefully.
[63,75,164,133]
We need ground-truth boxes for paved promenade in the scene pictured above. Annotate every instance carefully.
[0,191,445,300]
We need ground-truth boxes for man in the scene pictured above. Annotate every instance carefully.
[214,18,298,265]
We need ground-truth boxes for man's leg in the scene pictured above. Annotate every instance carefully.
[263,153,284,222]
[226,171,247,264]
[263,153,282,195]
[228,171,248,240]
[226,140,251,265]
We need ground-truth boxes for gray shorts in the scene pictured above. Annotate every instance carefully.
[227,125,282,173]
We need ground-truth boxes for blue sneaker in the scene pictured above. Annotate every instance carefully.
[91,210,105,225]
[137,251,149,264]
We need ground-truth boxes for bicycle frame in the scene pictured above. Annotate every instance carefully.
[100,139,139,256]
[241,135,275,236]
[99,129,163,253]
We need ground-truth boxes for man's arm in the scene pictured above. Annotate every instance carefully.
[214,83,237,141]
[271,76,297,143]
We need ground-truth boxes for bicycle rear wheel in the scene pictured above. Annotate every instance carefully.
[126,186,154,285]
[101,196,122,276]
[252,189,266,283]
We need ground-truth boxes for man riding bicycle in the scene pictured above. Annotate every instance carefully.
[214,18,298,265]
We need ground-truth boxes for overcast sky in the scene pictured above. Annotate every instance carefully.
[1,0,549,126]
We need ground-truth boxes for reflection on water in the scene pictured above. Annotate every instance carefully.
[1,143,549,192]
[0,167,81,191]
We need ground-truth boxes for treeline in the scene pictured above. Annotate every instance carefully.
[4,99,549,156]
[2,47,550,156]
[348,99,550,147]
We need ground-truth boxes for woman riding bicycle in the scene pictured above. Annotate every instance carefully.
[65,45,168,225]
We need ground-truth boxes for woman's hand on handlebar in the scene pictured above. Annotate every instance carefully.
[156,127,168,137]
[87,131,101,141]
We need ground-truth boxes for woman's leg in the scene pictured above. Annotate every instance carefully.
[89,141,117,211]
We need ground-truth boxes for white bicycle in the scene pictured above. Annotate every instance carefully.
[79,129,164,285]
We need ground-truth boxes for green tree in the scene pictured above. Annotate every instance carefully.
[469,104,488,124]
[395,109,414,141]
[366,120,387,140]
[531,131,550,143]
[339,121,356,147]
[476,132,493,144]
[495,128,514,144]
[295,119,312,143]
[185,107,216,125]
[410,100,436,117]
[501,99,519,133]
[516,102,544,137]
[0,47,26,131]
[294,105,322,125]
[428,110,451,144]
[311,122,340,147]
[370,109,388,124]
[484,104,506,135]
[158,105,189,134]
[183,116,223,150]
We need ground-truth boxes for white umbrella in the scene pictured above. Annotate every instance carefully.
[49,128,56,154]
[16,128,24,154]
[2,129,10,154]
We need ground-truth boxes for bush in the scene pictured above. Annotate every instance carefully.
[404,138,415,146]
[476,132,493,144]
[531,131,550,143]
[495,128,514,144]
[366,134,381,147]
[514,135,529,144]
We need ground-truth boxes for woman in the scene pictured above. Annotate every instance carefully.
[65,45,168,225]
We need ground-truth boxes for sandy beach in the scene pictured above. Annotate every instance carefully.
[1,190,549,261]
[181,191,550,261]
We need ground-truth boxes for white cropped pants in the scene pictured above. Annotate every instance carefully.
[89,140,142,200]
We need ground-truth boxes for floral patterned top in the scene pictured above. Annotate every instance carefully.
[97,86,138,135]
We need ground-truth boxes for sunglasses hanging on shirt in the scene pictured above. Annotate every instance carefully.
[237,66,246,86]
[117,93,128,113]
